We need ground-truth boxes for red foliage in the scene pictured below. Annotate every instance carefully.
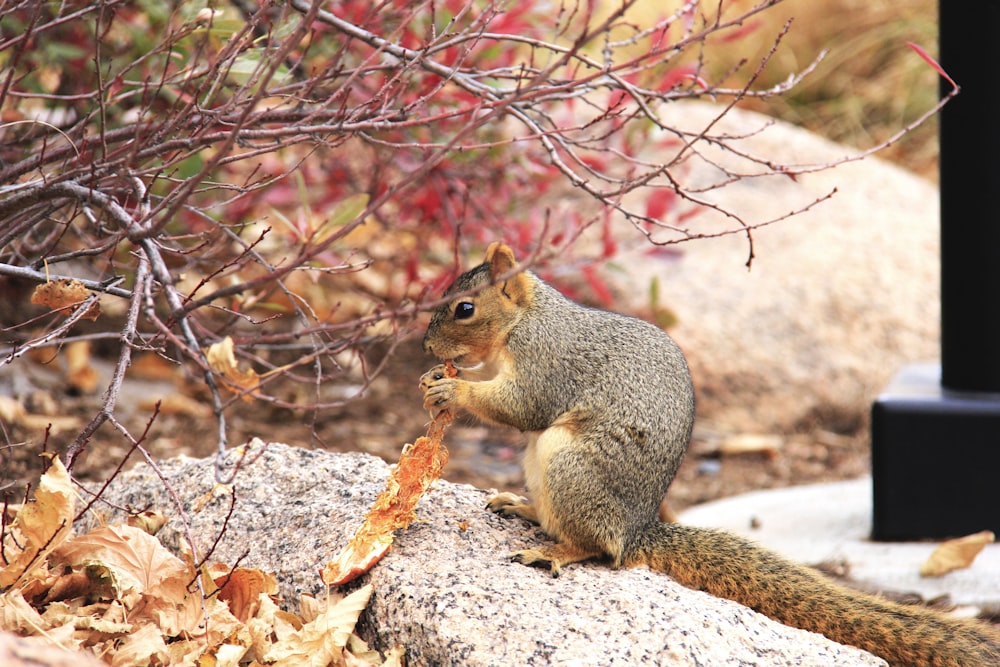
[646,189,678,221]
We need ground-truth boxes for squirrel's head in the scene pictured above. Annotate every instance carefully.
[423,242,532,371]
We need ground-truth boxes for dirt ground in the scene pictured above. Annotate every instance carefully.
[1,336,872,514]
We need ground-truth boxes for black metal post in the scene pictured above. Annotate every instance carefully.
[870,3,1000,540]
[939,4,1000,392]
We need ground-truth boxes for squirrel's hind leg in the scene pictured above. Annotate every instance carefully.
[510,542,604,577]
[487,492,602,575]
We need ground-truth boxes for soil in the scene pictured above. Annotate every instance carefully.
[2,337,872,514]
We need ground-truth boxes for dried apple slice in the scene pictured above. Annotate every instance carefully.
[321,363,456,586]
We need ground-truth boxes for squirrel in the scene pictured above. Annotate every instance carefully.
[420,242,1000,667]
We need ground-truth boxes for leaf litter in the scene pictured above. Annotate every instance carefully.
[0,456,404,666]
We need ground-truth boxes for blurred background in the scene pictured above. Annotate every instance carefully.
[0,0,939,508]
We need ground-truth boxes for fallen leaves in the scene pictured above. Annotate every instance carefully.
[920,530,996,578]
[0,455,75,589]
[214,566,279,622]
[263,585,372,665]
[0,340,100,437]
[321,363,456,586]
[0,457,402,666]
[65,341,100,394]
[718,433,783,458]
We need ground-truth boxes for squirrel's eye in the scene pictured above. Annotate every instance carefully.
[454,301,475,320]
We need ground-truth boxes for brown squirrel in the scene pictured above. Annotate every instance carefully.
[420,242,1000,667]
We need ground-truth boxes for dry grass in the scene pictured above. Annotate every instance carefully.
[607,0,939,177]
[728,0,939,180]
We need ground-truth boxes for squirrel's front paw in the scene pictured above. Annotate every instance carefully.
[487,492,539,524]
[419,363,454,385]
[420,364,459,410]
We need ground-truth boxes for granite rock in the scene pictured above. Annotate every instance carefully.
[87,441,885,666]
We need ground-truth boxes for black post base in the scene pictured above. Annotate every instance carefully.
[871,363,1000,541]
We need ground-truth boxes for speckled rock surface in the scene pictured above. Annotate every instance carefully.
[87,442,885,666]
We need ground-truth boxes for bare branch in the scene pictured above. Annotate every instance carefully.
[0,0,945,500]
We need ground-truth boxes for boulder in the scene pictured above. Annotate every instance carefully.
[616,102,938,435]
[87,441,884,666]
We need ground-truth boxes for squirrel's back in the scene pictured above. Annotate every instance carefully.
[509,276,694,448]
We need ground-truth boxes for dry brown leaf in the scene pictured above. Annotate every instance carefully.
[920,530,995,577]
[31,279,100,320]
[3,453,396,667]
[0,592,86,654]
[126,510,168,535]
[165,588,243,654]
[42,600,133,634]
[54,524,189,600]
[52,523,240,642]
[64,340,100,393]
[263,584,373,666]
[214,567,279,622]
[17,413,83,434]
[40,570,93,604]
[139,391,214,418]
[246,593,299,660]
[0,588,49,634]
[17,568,59,604]
[298,593,322,624]
[110,621,169,667]
[0,395,25,424]
[718,434,784,457]
[321,363,455,586]
[380,646,406,667]
[198,643,249,667]
[206,336,261,402]
[127,352,182,380]
[345,633,404,667]
[0,455,76,588]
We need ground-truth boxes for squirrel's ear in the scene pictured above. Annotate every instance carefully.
[485,242,518,280]
[485,242,530,303]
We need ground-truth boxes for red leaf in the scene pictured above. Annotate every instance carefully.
[719,20,761,44]
[644,245,682,260]
[645,188,677,220]
[582,265,614,306]
[581,155,608,172]
[907,42,958,90]
[655,65,703,93]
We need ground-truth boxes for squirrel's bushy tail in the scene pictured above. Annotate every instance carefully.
[626,522,1000,667]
